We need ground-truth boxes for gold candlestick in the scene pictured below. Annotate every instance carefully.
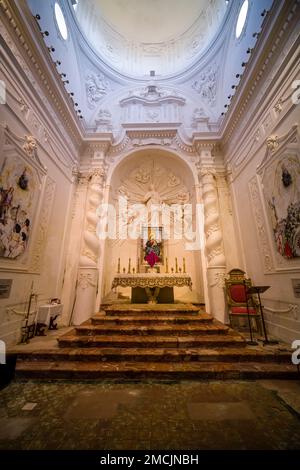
[165,257,168,273]
[175,257,178,273]
[183,257,186,273]
[117,258,120,273]
[128,258,131,274]
[137,258,140,273]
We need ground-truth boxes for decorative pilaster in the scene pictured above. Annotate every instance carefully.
[198,166,226,322]
[72,166,106,325]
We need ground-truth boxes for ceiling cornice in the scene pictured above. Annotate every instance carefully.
[0,0,83,148]
[220,0,300,145]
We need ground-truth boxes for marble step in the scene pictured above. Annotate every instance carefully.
[102,304,201,316]
[57,333,246,349]
[12,347,293,363]
[75,323,229,336]
[15,360,300,380]
[91,314,213,325]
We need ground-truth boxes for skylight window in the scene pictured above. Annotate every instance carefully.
[236,0,249,39]
[54,3,68,40]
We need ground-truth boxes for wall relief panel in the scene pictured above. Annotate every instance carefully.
[0,125,55,273]
[250,125,300,273]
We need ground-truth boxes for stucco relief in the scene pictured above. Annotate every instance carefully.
[77,272,97,290]
[95,109,112,132]
[116,161,190,207]
[258,127,300,264]
[192,64,218,107]
[85,72,111,109]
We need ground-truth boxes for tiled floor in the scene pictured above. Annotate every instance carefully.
[0,379,300,450]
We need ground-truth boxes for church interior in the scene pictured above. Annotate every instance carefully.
[0,0,300,454]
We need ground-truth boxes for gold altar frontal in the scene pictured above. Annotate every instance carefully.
[112,273,192,304]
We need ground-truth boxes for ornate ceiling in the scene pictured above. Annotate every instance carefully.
[25,0,274,139]
[74,0,228,77]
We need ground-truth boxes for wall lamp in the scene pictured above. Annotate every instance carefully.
[48,46,55,53]
[41,31,49,37]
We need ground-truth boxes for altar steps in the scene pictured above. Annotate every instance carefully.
[91,314,213,325]
[101,304,201,316]
[58,333,245,349]
[15,360,298,381]
[13,347,293,364]
[12,303,299,380]
[74,323,229,336]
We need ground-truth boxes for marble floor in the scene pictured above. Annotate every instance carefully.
[0,379,300,450]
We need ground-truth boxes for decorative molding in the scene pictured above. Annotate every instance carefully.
[208,271,226,288]
[248,175,274,273]
[22,135,37,157]
[263,303,299,320]
[223,0,299,149]
[0,0,82,149]
[29,176,56,273]
[266,135,279,152]
[119,85,185,127]
[77,272,97,290]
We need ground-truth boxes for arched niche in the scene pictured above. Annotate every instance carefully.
[100,148,205,305]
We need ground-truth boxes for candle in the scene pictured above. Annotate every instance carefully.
[128,258,131,273]
[117,258,120,273]
[175,257,178,273]
[165,257,168,273]
[183,257,186,273]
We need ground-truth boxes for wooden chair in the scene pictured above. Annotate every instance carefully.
[225,269,262,334]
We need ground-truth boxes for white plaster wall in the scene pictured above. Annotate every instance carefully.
[0,47,76,347]
[224,37,300,343]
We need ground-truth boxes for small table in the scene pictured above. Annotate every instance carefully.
[35,304,62,336]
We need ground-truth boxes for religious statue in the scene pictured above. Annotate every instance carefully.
[143,184,162,208]
[144,233,161,268]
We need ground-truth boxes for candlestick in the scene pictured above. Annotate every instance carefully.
[175,257,178,273]
[128,258,131,274]
[117,258,120,273]
[132,267,135,274]
[165,257,168,273]
[137,258,140,273]
[123,267,126,273]
[183,257,186,273]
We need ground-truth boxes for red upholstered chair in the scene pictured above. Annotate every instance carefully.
[225,269,262,333]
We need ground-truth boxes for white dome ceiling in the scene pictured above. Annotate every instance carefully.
[75,0,228,77]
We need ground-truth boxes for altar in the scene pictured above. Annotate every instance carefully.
[111,273,192,304]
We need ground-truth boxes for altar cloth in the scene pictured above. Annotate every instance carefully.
[112,273,192,290]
